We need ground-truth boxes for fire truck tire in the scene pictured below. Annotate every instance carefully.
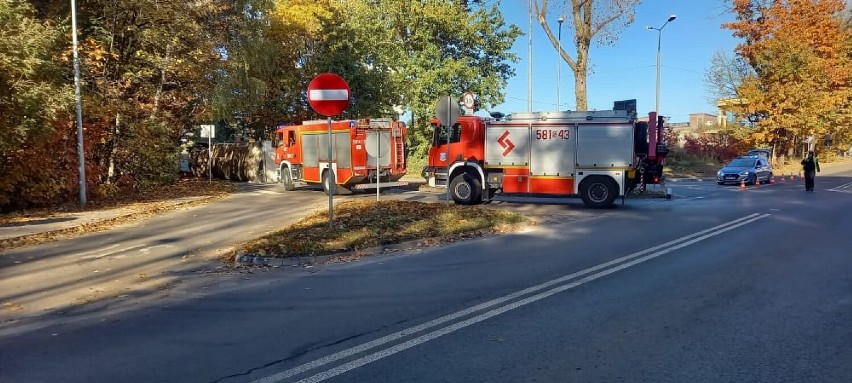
[450,172,482,205]
[280,168,295,191]
[321,171,352,195]
[580,176,618,208]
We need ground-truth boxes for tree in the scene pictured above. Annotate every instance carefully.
[705,50,754,103]
[0,0,70,153]
[724,0,852,156]
[29,0,226,194]
[362,0,521,155]
[0,0,73,208]
[535,0,640,111]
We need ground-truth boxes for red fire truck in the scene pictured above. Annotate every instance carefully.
[275,118,408,194]
[422,101,671,208]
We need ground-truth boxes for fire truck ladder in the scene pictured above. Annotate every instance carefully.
[394,137,405,171]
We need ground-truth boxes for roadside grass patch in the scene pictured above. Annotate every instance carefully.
[231,200,528,260]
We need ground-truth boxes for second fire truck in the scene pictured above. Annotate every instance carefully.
[275,118,408,193]
[423,100,670,208]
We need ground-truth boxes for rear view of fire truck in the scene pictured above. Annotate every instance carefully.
[423,100,670,208]
[275,118,407,194]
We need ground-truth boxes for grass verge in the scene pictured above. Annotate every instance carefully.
[229,200,529,261]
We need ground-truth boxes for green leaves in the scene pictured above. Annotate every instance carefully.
[0,1,69,152]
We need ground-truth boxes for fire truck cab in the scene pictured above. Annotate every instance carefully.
[423,101,670,208]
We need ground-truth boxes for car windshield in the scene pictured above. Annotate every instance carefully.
[727,158,756,168]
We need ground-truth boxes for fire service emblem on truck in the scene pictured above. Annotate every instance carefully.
[497,130,515,156]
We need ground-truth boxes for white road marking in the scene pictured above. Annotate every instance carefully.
[252,213,770,383]
[79,244,144,260]
[139,244,174,254]
[827,181,852,193]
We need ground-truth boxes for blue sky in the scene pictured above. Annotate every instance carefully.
[489,0,740,123]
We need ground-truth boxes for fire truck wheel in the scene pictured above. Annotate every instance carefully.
[322,171,351,195]
[449,172,482,205]
[280,168,295,191]
[580,176,618,208]
[322,171,334,194]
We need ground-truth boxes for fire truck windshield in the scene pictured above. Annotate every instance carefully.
[432,122,462,146]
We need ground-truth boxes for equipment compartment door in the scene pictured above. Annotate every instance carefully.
[575,123,634,168]
[529,124,575,176]
[485,126,529,166]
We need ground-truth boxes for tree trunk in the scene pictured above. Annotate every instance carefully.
[574,50,589,111]
[107,113,119,183]
[151,43,172,120]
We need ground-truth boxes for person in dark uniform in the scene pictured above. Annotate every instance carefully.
[801,150,820,191]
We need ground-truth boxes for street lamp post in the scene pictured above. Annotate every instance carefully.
[556,16,564,111]
[71,0,87,206]
[647,14,676,114]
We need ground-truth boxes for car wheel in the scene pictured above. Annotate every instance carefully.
[747,174,757,186]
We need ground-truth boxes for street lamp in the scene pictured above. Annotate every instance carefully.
[647,14,676,114]
[556,16,564,111]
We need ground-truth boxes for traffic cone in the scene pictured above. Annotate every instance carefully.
[755,178,761,188]
[740,179,746,190]
[780,174,786,184]
[771,176,776,185]
[791,173,796,180]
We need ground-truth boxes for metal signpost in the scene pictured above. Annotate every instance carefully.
[435,96,461,205]
[307,73,351,228]
[376,126,381,202]
[200,124,215,182]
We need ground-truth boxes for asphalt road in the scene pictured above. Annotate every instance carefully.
[1,167,851,382]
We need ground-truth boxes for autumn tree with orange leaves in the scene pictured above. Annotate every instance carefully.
[724,0,852,158]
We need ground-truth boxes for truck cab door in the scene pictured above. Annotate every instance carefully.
[429,122,463,167]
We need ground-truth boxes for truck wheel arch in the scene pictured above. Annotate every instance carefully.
[448,162,486,190]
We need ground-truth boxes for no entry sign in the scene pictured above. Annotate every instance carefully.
[307,73,351,116]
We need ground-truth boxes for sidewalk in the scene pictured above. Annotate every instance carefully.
[0,196,213,251]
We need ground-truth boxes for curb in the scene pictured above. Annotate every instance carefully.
[233,238,435,268]
[231,224,535,268]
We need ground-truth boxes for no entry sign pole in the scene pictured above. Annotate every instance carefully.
[307,73,351,228]
[327,116,333,226]
[435,96,460,205]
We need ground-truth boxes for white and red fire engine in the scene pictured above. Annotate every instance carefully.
[423,100,671,208]
[275,118,408,193]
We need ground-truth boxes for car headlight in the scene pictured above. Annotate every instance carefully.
[717,170,723,177]
[739,171,750,176]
